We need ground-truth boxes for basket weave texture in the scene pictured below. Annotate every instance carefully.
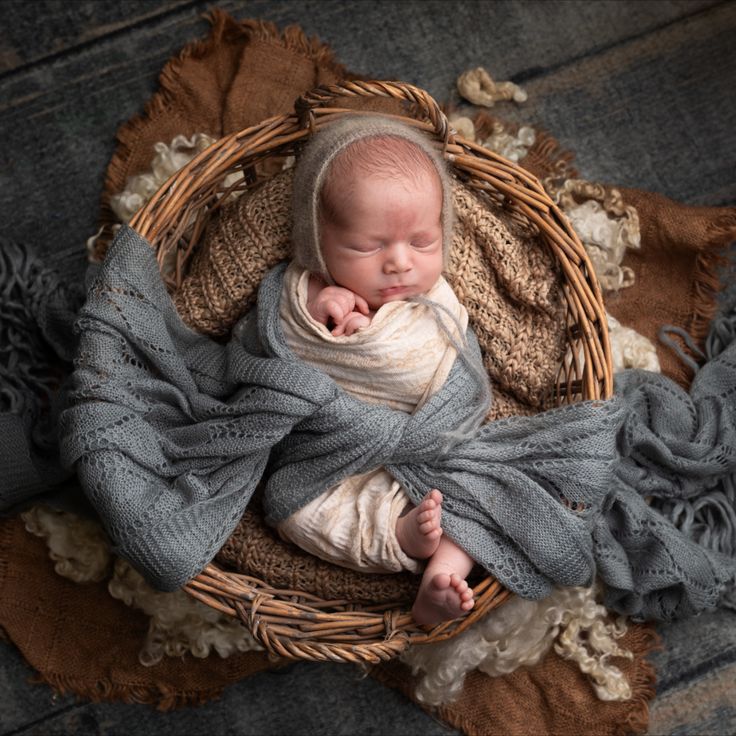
[129,80,612,664]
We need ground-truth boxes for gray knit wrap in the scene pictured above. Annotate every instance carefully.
[290,115,455,281]
[10,226,726,622]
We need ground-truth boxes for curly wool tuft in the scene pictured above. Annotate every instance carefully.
[22,505,111,583]
[549,179,641,293]
[22,506,261,666]
[449,113,536,163]
[608,313,661,373]
[456,67,528,107]
[401,585,633,705]
[108,559,262,666]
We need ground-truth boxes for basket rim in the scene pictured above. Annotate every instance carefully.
[127,79,613,662]
[129,82,612,401]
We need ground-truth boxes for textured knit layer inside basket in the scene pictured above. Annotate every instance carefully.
[129,80,612,663]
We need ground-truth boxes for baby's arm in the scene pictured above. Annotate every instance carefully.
[307,276,372,336]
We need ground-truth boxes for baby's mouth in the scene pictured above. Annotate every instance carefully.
[380,284,410,297]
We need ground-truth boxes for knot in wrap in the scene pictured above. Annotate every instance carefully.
[261,266,489,519]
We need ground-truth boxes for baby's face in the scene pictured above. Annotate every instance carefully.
[320,168,444,310]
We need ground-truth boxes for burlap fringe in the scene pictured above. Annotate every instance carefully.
[690,210,736,348]
[617,625,660,736]
[523,127,579,183]
[30,671,227,711]
[95,9,352,260]
[234,15,351,79]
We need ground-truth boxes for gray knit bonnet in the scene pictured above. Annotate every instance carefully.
[291,115,454,281]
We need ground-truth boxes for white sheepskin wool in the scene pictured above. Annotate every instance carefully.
[22,506,262,666]
[401,585,633,705]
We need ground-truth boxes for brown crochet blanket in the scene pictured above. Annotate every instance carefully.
[175,168,567,420]
[2,9,734,736]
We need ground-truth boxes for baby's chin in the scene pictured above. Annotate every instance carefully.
[369,294,413,310]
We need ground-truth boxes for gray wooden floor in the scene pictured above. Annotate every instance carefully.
[1,1,735,734]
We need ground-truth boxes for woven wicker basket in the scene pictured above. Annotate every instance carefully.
[129,80,613,664]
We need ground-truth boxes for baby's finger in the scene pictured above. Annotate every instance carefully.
[353,294,370,315]
[344,313,371,336]
[325,300,346,324]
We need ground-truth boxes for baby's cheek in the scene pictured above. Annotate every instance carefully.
[338,264,376,300]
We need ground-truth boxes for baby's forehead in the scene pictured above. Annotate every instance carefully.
[327,135,439,185]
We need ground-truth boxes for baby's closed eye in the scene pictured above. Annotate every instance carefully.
[347,242,381,254]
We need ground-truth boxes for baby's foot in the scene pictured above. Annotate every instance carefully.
[411,573,475,626]
[396,490,443,560]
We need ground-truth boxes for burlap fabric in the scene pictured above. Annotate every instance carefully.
[2,8,734,734]
[373,631,658,736]
[605,188,735,388]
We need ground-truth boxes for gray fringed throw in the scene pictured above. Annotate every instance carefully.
[0,239,84,507]
[2,226,736,621]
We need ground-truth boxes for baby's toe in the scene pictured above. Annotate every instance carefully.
[428,489,443,505]
[449,574,465,591]
[417,509,434,523]
[431,573,452,592]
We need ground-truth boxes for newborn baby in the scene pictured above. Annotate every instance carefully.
[275,115,489,625]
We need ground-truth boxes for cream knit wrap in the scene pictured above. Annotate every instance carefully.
[276,263,468,572]
[290,115,455,281]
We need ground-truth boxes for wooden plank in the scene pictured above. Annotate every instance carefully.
[0,0,723,81]
[1,0,732,276]
[482,1,736,205]
[0,6,216,277]
[0,0,197,74]
[216,0,724,98]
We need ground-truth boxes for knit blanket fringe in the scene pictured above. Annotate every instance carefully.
[0,238,83,506]
[652,303,736,606]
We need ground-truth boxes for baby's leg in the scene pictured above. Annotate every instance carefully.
[412,537,475,626]
[395,489,443,560]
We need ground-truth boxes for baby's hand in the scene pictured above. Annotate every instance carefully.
[308,286,371,335]
[332,311,371,336]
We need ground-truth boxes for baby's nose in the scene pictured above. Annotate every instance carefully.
[384,243,412,272]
